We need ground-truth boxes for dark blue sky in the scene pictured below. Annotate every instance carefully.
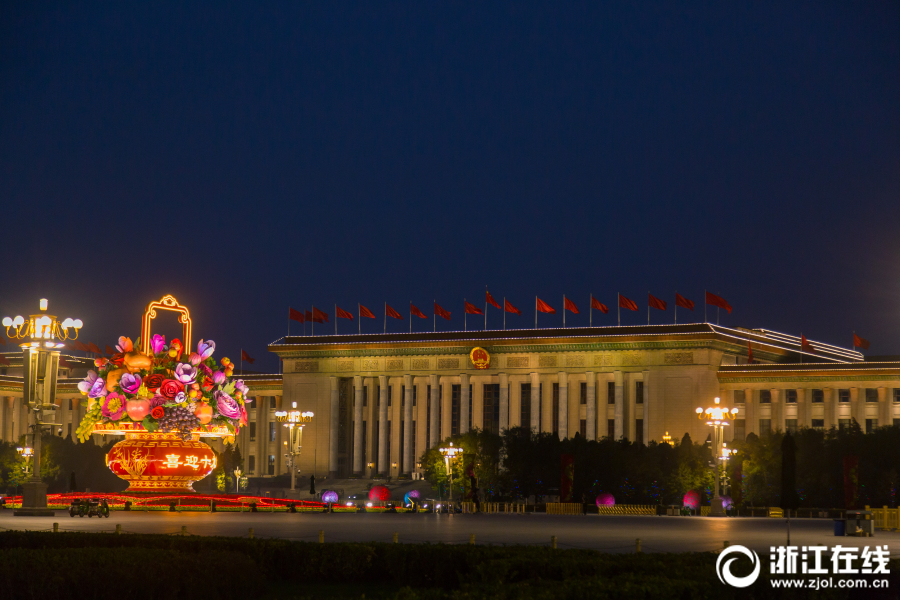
[1,2,898,370]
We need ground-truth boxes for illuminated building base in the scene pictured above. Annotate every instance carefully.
[105,431,217,492]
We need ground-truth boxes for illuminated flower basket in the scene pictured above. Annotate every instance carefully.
[595,492,615,507]
[321,490,339,504]
[77,334,251,492]
[403,489,420,505]
[683,490,700,510]
[720,495,733,510]
[369,486,391,502]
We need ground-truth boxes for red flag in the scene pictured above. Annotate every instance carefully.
[0,355,9,366]
[464,301,483,316]
[336,306,354,320]
[72,340,85,351]
[801,334,814,353]
[88,342,102,354]
[648,293,667,311]
[564,297,579,314]
[747,341,754,364]
[618,295,638,312]
[359,304,376,319]
[675,293,694,311]
[241,349,255,364]
[590,296,609,314]
[504,299,521,315]
[705,291,732,314]
[312,307,329,323]
[305,310,313,322]
[410,303,427,319]
[853,333,870,350]
[434,302,451,321]
[536,297,556,314]
[486,291,501,310]
[105,345,115,356]
[385,304,403,320]
[289,307,305,323]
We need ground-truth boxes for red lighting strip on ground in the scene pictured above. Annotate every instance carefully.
[2,492,326,509]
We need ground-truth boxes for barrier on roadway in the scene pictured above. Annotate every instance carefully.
[545,503,583,515]
[867,505,900,531]
[460,502,526,514]
[596,505,656,516]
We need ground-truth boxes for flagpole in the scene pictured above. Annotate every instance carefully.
[589,295,592,327]
[433,300,436,333]
[384,302,387,334]
[335,304,337,335]
[464,299,467,332]
[535,296,537,329]
[409,304,412,334]
[288,309,291,337]
[674,292,677,325]
[240,348,243,376]
[358,304,361,334]
[704,290,707,323]
[484,286,488,331]
[563,295,566,328]
[617,294,621,327]
[503,297,506,330]
[647,292,650,326]
[717,291,720,325]
[311,305,314,336]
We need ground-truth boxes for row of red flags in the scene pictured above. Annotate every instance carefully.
[290,291,733,323]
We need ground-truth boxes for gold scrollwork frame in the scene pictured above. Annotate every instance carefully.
[141,295,192,356]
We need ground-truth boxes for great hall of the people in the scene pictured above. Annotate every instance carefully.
[1,323,899,480]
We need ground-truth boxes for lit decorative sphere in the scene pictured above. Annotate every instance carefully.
[404,489,421,505]
[720,495,733,510]
[321,490,339,504]
[683,490,700,510]
[369,485,390,501]
[595,493,615,507]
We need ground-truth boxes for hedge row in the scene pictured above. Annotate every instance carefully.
[0,532,896,599]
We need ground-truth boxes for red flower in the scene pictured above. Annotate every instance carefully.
[159,379,184,399]
[150,406,165,420]
[144,374,165,392]
[110,353,125,366]
[201,379,214,392]
[169,338,183,359]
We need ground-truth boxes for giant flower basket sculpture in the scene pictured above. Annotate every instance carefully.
[76,335,250,492]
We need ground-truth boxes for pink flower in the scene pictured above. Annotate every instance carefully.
[102,393,126,421]
[150,334,166,355]
[78,371,98,395]
[175,363,197,385]
[149,395,167,409]
[116,336,133,353]
[189,352,202,366]
[197,339,216,360]
[213,371,227,386]
[214,391,241,419]
[119,373,142,395]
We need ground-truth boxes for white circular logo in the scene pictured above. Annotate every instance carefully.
[716,545,761,588]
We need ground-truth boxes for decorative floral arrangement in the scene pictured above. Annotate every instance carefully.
[75,335,251,442]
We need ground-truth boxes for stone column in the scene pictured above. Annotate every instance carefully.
[796,388,809,429]
[0,396,8,442]
[557,372,568,440]
[567,373,579,437]
[850,388,861,427]
[258,396,268,476]
[771,389,782,432]
[275,396,284,476]
[378,376,388,474]
[441,378,452,440]
[328,378,339,478]
[510,377,522,428]
[416,378,428,466]
[614,370,624,440]
[403,375,413,474]
[824,388,836,428]
[744,388,755,437]
[642,370,650,444]
[530,373,540,431]
[366,378,376,473]
[460,373,470,434]
[472,378,484,431]
[429,374,439,448]
[878,387,890,428]
[391,379,402,477]
[499,373,509,431]
[353,376,363,474]
[585,372,596,440]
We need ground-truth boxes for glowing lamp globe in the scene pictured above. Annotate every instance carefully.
[595,493,615,507]
[321,490,339,504]
[683,490,700,510]
[404,489,421,505]
[369,485,390,502]
[720,496,733,510]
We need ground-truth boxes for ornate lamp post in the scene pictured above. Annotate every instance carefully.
[438,443,463,504]
[278,410,313,492]
[3,299,82,516]
[17,446,34,476]
[695,397,738,517]
[233,468,242,494]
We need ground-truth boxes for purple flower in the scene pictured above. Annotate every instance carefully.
[213,371,227,386]
[149,395,167,409]
[234,379,250,397]
[102,393,126,421]
[214,390,241,419]
[150,334,166,355]
[197,339,216,360]
[89,377,108,398]
[119,372,142,395]
[175,363,197,385]
[174,391,187,404]
[78,371,98,395]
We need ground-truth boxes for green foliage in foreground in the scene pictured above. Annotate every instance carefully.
[0,531,897,599]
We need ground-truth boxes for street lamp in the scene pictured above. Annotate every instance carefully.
[695,397,738,517]
[233,468,242,494]
[438,443,464,504]
[17,446,33,476]
[278,410,312,491]
[3,299,82,516]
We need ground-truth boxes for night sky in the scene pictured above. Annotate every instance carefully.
[1,2,898,371]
